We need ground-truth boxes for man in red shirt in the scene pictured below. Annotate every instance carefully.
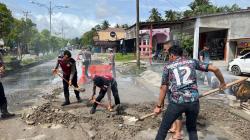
[53,50,81,106]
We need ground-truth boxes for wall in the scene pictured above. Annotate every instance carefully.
[199,12,250,39]
[98,31,125,41]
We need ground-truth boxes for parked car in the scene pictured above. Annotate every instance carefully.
[239,48,250,57]
[228,52,250,76]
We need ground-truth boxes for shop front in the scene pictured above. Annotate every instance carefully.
[236,39,250,56]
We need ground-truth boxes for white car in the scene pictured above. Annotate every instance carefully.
[229,52,250,76]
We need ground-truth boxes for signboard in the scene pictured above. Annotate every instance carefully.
[110,31,116,38]
[238,41,250,48]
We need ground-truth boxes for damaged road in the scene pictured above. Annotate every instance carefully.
[0,57,250,140]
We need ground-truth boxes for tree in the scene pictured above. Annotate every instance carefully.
[94,24,101,30]
[81,30,97,46]
[148,8,162,22]
[121,24,129,29]
[101,20,110,30]
[115,24,120,28]
[40,29,50,55]
[0,3,14,39]
[165,10,182,21]
[187,0,217,17]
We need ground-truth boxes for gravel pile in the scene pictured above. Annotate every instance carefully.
[24,103,80,126]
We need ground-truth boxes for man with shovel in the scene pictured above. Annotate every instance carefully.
[52,50,82,106]
[0,50,15,119]
[90,75,121,114]
[154,45,226,140]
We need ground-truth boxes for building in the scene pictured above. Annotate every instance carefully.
[171,9,250,62]
[125,21,178,62]
[93,28,125,53]
[126,9,250,63]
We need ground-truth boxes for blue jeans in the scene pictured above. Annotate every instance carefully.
[156,101,200,140]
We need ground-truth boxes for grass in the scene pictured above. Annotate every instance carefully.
[3,55,17,63]
[115,53,136,62]
[21,53,57,66]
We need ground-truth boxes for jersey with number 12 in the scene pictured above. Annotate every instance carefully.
[161,57,209,104]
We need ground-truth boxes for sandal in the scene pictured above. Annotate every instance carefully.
[168,135,183,140]
[168,129,175,133]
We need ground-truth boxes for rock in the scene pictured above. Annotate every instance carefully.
[88,130,96,139]
[118,124,123,127]
[26,114,30,118]
[26,120,35,125]
[70,123,75,129]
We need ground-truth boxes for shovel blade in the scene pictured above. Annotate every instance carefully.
[122,116,139,126]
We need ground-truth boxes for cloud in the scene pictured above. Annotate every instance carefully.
[34,12,98,38]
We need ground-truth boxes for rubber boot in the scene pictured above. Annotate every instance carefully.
[1,103,15,119]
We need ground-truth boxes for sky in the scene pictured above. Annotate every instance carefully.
[1,0,250,38]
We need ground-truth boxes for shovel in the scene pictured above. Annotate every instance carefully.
[89,98,113,111]
[55,72,86,92]
[123,77,248,125]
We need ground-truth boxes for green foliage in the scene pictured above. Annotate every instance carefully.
[101,20,110,30]
[148,8,163,22]
[82,30,96,46]
[180,34,194,57]
[165,10,182,21]
[115,53,136,62]
[121,24,129,29]
[164,0,242,19]
[0,3,14,39]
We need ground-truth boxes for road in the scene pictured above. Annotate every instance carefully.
[0,51,248,140]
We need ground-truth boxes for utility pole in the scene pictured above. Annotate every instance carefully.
[61,23,64,39]
[30,0,68,36]
[49,1,52,35]
[136,0,140,68]
[30,0,68,52]
[22,11,31,55]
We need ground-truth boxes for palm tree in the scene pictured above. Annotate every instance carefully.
[121,24,129,29]
[115,24,120,28]
[101,20,110,30]
[94,24,101,30]
[165,10,182,21]
[148,8,162,22]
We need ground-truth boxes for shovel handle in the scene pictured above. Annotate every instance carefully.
[200,77,248,98]
[138,77,248,121]
[55,72,85,92]
[139,109,167,121]
[90,99,111,110]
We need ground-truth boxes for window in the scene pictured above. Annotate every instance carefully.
[245,53,250,59]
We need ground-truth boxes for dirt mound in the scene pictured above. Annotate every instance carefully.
[24,103,80,126]
[199,99,250,140]
[41,87,62,101]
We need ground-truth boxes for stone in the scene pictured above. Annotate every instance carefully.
[26,120,35,125]
[26,114,30,118]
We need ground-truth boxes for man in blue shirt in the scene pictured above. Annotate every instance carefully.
[199,45,211,85]
[154,45,226,140]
